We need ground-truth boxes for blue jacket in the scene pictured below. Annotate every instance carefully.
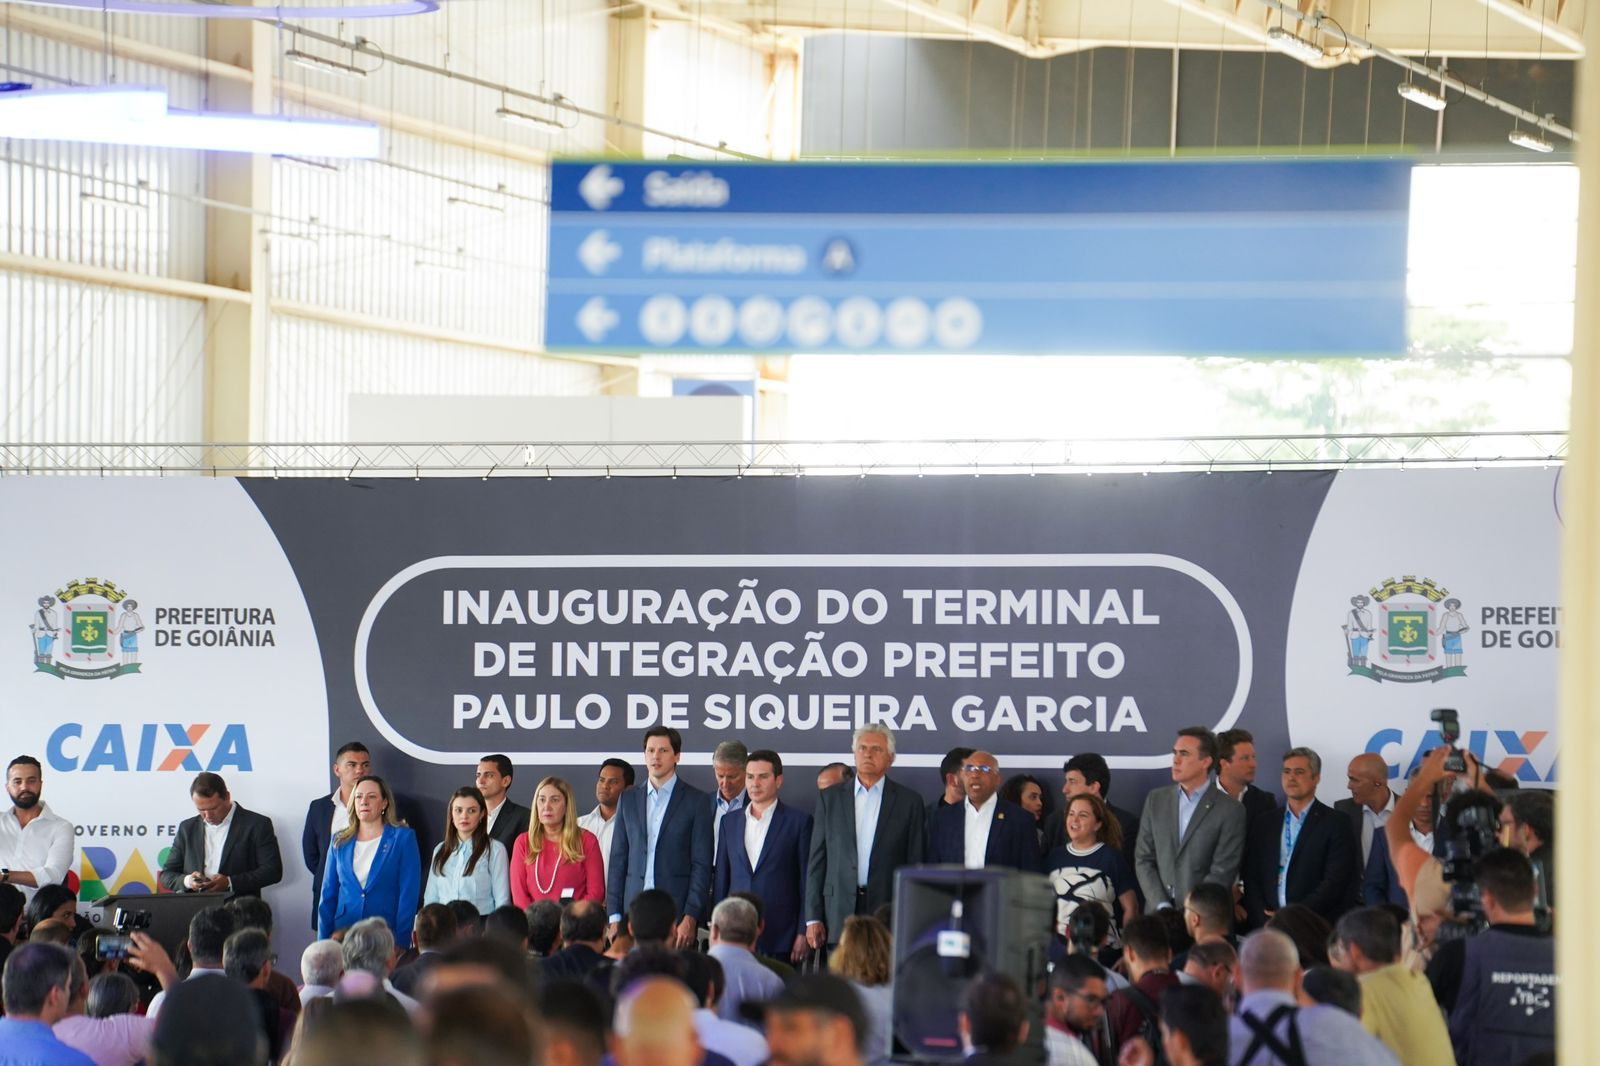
[927,797,1042,872]
[318,824,422,947]
[713,800,813,957]
[606,776,712,923]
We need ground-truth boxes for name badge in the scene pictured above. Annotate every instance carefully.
[561,887,576,899]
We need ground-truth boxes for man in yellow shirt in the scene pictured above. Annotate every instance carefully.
[1332,906,1454,1066]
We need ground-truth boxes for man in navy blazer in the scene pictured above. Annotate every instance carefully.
[1241,747,1358,929]
[927,751,1041,872]
[607,726,712,950]
[713,749,814,962]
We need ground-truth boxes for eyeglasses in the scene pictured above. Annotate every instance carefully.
[1068,990,1109,1007]
[962,765,999,775]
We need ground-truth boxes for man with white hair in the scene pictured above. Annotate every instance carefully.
[805,726,926,950]
[341,917,418,1015]
[707,897,783,1027]
[1228,929,1397,1066]
[298,940,344,1005]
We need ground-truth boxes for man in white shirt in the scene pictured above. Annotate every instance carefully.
[578,758,632,886]
[297,939,344,1005]
[0,756,75,902]
[927,751,1041,872]
[157,772,283,897]
[1336,754,1397,867]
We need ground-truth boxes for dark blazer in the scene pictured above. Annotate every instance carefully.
[927,798,1042,872]
[605,776,713,923]
[1238,784,1279,822]
[302,790,430,916]
[1362,827,1409,907]
[1334,792,1396,859]
[157,804,283,896]
[1241,799,1358,928]
[318,823,423,946]
[487,799,533,857]
[805,776,926,944]
[542,942,608,982]
[713,800,813,958]
[390,951,442,997]
[1133,782,1247,910]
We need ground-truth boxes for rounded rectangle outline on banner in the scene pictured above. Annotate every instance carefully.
[352,554,1254,769]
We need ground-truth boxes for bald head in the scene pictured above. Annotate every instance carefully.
[1346,754,1391,812]
[1239,930,1300,994]
[963,751,1001,807]
[612,978,701,1066]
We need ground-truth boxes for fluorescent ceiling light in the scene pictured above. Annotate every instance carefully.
[1397,82,1448,111]
[495,105,565,131]
[1265,26,1326,64]
[284,48,369,79]
[1508,128,1555,153]
[0,86,381,157]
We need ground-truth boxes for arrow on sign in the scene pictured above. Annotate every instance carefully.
[578,165,624,211]
[578,230,621,275]
[576,297,619,342]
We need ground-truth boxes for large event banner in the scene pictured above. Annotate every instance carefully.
[0,468,1561,948]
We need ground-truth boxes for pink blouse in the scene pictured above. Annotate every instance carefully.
[509,828,605,907]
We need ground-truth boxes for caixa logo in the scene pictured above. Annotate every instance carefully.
[1365,728,1557,784]
[46,724,252,773]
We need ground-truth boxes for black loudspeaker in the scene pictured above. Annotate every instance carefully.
[890,866,1055,1064]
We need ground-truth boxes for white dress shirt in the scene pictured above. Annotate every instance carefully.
[744,801,777,868]
[485,797,511,835]
[352,836,380,887]
[577,806,617,883]
[1361,791,1397,863]
[0,802,75,901]
[854,778,885,887]
[962,795,998,869]
[713,791,746,858]
[201,804,236,878]
[330,789,350,836]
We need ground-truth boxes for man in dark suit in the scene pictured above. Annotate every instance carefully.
[1334,752,1398,869]
[157,772,282,897]
[713,749,813,962]
[928,751,1041,872]
[301,742,429,917]
[476,754,532,855]
[542,899,610,982]
[1134,727,1247,911]
[391,902,456,997]
[1363,781,1437,906]
[1043,753,1141,875]
[1216,729,1278,822]
[805,725,925,951]
[1241,747,1358,928]
[606,726,712,950]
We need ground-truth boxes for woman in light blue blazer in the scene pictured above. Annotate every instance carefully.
[318,774,422,947]
[424,786,510,913]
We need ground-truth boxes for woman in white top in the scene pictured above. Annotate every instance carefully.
[424,786,511,914]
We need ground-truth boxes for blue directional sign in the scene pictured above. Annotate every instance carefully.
[545,159,1411,355]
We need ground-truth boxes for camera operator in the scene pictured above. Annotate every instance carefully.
[1442,848,1554,1066]
[1499,790,1554,911]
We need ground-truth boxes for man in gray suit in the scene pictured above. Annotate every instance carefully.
[804,725,925,950]
[1134,726,1246,911]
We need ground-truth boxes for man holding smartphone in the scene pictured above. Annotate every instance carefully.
[158,773,283,897]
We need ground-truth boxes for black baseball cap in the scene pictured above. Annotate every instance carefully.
[739,973,867,1048]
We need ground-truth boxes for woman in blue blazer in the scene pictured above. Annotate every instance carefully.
[318,774,422,947]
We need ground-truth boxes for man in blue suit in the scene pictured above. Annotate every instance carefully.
[928,751,1041,872]
[713,749,813,963]
[607,726,713,950]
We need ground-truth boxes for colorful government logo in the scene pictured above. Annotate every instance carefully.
[76,846,169,902]
[1366,727,1557,784]
[1342,576,1468,684]
[31,578,145,680]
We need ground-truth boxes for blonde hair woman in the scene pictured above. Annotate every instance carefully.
[510,776,605,906]
[318,775,422,946]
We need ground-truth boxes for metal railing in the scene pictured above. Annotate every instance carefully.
[0,432,1568,477]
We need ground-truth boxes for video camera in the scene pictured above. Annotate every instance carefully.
[1430,709,1499,942]
[94,906,153,961]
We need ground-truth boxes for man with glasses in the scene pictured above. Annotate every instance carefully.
[928,751,1041,872]
[1045,956,1113,1066]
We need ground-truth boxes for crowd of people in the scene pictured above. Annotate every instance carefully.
[0,720,1558,1066]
